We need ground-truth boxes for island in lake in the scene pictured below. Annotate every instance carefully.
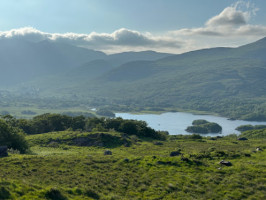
[186,119,222,134]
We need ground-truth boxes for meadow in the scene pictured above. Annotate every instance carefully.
[1,129,266,200]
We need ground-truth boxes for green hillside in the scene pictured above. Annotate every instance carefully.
[1,114,266,199]
[1,121,266,199]
[27,37,266,120]
[5,37,266,120]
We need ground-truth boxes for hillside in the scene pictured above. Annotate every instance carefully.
[1,128,266,199]
[23,37,266,120]
[1,37,266,120]
[0,39,106,86]
[1,114,266,199]
[0,38,171,87]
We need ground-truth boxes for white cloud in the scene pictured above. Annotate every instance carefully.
[169,1,266,52]
[206,3,249,27]
[0,1,265,54]
[0,27,182,53]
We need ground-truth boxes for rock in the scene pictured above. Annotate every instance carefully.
[170,151,181,157]
[104,150,112,155]
[219,160,232,166]
[0,146,8,157]
[256,147,263,152]
[237,137,248,141]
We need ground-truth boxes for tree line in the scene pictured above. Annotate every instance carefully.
[0,113,168,153]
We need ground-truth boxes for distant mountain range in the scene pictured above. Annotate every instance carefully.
[0,38,172,86]
[1,36,266,120]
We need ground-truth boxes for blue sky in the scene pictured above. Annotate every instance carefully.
[0,0,266,53]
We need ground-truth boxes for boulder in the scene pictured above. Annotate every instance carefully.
[0,146,8,157]
[104,150,112,155]
[256,147,263,152]
[219,160,232,166]
[170,151,181,157]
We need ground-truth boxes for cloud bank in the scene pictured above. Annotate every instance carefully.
[0,1,265,54]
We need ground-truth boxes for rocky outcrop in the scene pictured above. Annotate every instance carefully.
[0,146,8,157]
[220,160,232,166]
[104,150,112,155]
[170,151,181,157]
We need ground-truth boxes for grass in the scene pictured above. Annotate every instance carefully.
[0,131,266,199]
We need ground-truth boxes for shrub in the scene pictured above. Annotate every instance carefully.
[85,189,100,199]
[0,119,28,153]
[0,186,10,199]
[44,188,66,200]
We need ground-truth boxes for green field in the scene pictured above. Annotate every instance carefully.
[1,129,266,200]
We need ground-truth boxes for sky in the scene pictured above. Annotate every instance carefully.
[0,0,266,54]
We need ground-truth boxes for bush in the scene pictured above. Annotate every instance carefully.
[85,189,100,199]
[0,186,10,199]
[0,119,28,153]
[44,188,66,200]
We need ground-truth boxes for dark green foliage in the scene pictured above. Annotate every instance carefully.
[0,119,28,153]
[236,124,266,132]
[8,114,87,134]
[31,113,72,134]
[240,128,266,139]
[236,125,254,132]
[84,189,100,199]
[106,118,167,140]
[0,186,10,199]
[190,134,203,139]
[186,120,222,134]
[61,111,95,118]
[44,188,67,200]
[1,114,165,142]
[192,119,209,125]
[186,125,208,134]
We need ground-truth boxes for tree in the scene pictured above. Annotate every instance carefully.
[0,119,28,153]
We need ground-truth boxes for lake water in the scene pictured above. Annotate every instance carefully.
[115,112,266,136]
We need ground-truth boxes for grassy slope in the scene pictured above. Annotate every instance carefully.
[0,131,266,199]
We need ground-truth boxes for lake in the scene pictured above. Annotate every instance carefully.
[115,112,266,136]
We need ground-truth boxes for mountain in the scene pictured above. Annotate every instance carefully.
[27,37,266,120]
[0,38,172,86]
[107,51,173,66]
[4,37,266,120]
[0,39,106,86]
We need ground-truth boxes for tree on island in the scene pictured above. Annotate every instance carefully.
[186,119,222,134]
